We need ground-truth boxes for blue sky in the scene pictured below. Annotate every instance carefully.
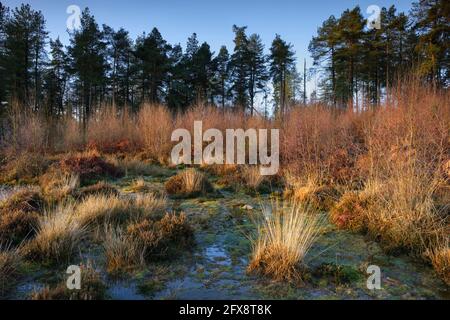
[4,0,414,98]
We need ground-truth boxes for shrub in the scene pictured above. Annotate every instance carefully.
[248,201,325,282]
[24,204,86,263]
[165,169,213,197]
[127,212,194,259]
[31,262,107,300]
[330,191,375,232]
[59,150,124,184]
[0,244,21,298]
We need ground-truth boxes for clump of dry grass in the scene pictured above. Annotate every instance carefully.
[75,193,167,227]
[284,175,339,212]
[425,242,450,286]
[31,262,107,300]
[138,104,174,164]
[103,226,144,275]
[0,244,21,297]
[128,177,149,193]
[75,195,130,227]
[74,181,119,199]
[0,210,39,245]
[240,166,269,191]
[0,152,50,184]
[24,204,86,263]
[40,168,80,202]
[0,188,45,213]
[107,155,170,177]
[248,200,325,282]
[363,174,445,255]
[0,189,45,245]
[165,169,213,197]
[127,212,194,259]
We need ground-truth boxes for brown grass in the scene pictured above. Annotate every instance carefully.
[127,212,194,259]
[24,203,87,263]
[31,262,107,300]
[0,188,45,213]
[248,200,325,282]
[330,191,375,232]
[284,176,339,211]
[165,169,213,197]
[0,244,21,297]
[0,210,39,245]
[0,152,50,184]
[103,226,144,275]
[75,193,167,227]
[426,243,450,286]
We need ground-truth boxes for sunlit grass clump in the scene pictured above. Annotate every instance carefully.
[31,262,107,300]
[75,193,167,227]
[24,204,87,263]
[248,200,325,282]
[165,168,213,197]
[103,226,144,275]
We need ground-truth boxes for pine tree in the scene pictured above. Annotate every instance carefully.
[412,0,449,86]
[247,34,268,115]
[43,38,68,117]
[67,8,107,130]
[4,4,48,107]
[213,45,230,108]
[229,25,249,111]
[309,15,339,106]
[269,34,295,115]
[134,28,170,104]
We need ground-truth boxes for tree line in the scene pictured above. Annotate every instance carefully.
[309,1,449,107]
[0,1,448,127]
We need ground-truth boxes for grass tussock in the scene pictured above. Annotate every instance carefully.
[74,181,119,199]
[127,212,194,259]
[0,152,50,184]
[24,204,86,263]
[0,189,45,245]
[0,244,21,298]
[0,189,45,213]
[31,262,107,300]
[40,169,80,202]
[75,193,166,227]
[426,243,450,286]
[103,226,144,275]
[284,175,339,212]
[128,177,149,193]
[248,201,325,282]
[0,210,39,245]
[107,155,171,177]
[165,169,213,197]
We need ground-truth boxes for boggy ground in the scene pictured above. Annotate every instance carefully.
[2,165,448,300]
